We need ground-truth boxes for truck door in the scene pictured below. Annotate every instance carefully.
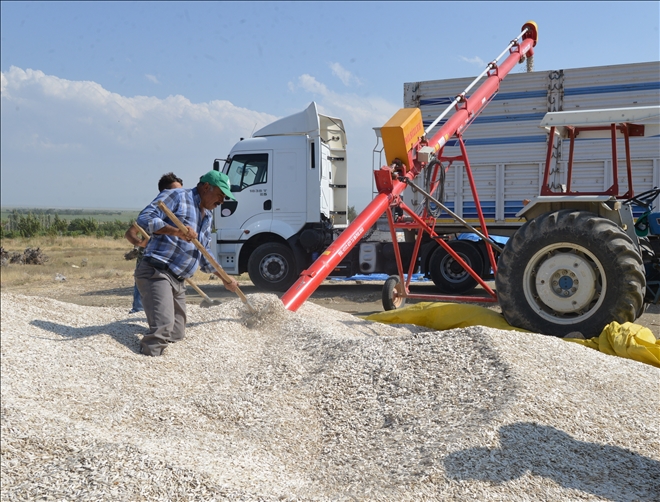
[273,150,307,219]
[219,152,272,239]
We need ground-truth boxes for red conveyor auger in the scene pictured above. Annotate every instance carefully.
[282,21,539,312]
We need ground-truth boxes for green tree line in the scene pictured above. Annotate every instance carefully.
[5,207,125,216]
[1,210,132,239]
[2,206,361,239]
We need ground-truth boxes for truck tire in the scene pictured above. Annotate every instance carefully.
[382,275,406,311]
[495,210,646,338]
[247,243,298,292]
[429,241,484,294]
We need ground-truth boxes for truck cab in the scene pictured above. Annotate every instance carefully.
[212,102,348,291]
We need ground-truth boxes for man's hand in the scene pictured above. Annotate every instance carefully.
[124,248,140,261]
[179,225,198,242]
[216,272,238,292]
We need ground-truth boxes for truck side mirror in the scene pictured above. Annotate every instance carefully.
[213,157,231,171]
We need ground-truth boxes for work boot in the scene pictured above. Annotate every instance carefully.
[139,341,166,356]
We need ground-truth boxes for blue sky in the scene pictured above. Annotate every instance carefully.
[1,1,659,211]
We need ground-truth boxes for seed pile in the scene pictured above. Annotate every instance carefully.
[1,292,658,501]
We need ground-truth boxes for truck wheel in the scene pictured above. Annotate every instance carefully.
[495,210,645,337]
[382,275,406,311]
[247,243,298,292]
[429,241,484,294]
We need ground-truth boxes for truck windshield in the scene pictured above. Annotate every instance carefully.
[224,153,268,192]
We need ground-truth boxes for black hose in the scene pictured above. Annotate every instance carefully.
[424,159,446,218]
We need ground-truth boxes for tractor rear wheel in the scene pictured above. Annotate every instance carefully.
[495,210,645,337]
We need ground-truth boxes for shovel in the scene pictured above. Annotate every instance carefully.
[132,223,221,308]
[156,201,257,313]
[183,277,223,308]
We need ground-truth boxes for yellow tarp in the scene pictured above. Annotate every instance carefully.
[365,302,529,332]
[565,321,660,368]
[366,303,659,368]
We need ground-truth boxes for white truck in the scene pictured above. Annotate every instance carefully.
[211,61,660,296]
[210,102,353,291]
[211,102,420,291]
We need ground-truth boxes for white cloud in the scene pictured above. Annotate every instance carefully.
[1,66,397,211]
[145,74,160,84]
[0,66,277,208]
[459,55,486,67]
[329,62,362,87]
[0,72,8,94]
[289,74,396,127]
[296,74,330,96]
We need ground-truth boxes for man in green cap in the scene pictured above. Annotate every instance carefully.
[135,170,238,356]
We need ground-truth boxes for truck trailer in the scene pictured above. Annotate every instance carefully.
[399,60,660,233]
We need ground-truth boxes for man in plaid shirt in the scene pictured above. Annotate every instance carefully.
[135,170,238,356]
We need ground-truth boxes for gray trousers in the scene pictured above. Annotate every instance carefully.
[135,259,187,356]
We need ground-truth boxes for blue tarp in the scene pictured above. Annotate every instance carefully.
[330,273,430,282]
[457,233,509,245]
[329,234,509,282]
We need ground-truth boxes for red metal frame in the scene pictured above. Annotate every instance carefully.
[282,22,538,312]
[387,190,498,305]
[540,122,642,198]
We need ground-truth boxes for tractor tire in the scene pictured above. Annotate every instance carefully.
[429,240,484,294]
[495,210,645,338]
[382,275,406,311]
[247,243,298,292]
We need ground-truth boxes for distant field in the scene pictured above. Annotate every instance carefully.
[1,207,141,223]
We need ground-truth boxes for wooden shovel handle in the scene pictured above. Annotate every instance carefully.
[183,277,212,301]
[133,222,212,301]
[156,201,251,306]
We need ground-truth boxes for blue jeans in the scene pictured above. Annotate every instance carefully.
[131,250,145,313]
[131,283,144,312]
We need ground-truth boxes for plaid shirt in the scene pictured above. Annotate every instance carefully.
[136,187,215,278]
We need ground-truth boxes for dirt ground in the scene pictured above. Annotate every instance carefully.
[3,271,659,338]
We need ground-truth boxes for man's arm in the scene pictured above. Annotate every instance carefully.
[124,224,147,247]
[152,224,197,241]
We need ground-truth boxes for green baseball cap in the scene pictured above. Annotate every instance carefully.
[199,170,235,200]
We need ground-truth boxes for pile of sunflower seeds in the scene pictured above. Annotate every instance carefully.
[1,292,658,501]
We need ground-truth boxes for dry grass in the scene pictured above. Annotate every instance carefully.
[0,236,232,289]
[1,236,135,288]
[2,235,126,251]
